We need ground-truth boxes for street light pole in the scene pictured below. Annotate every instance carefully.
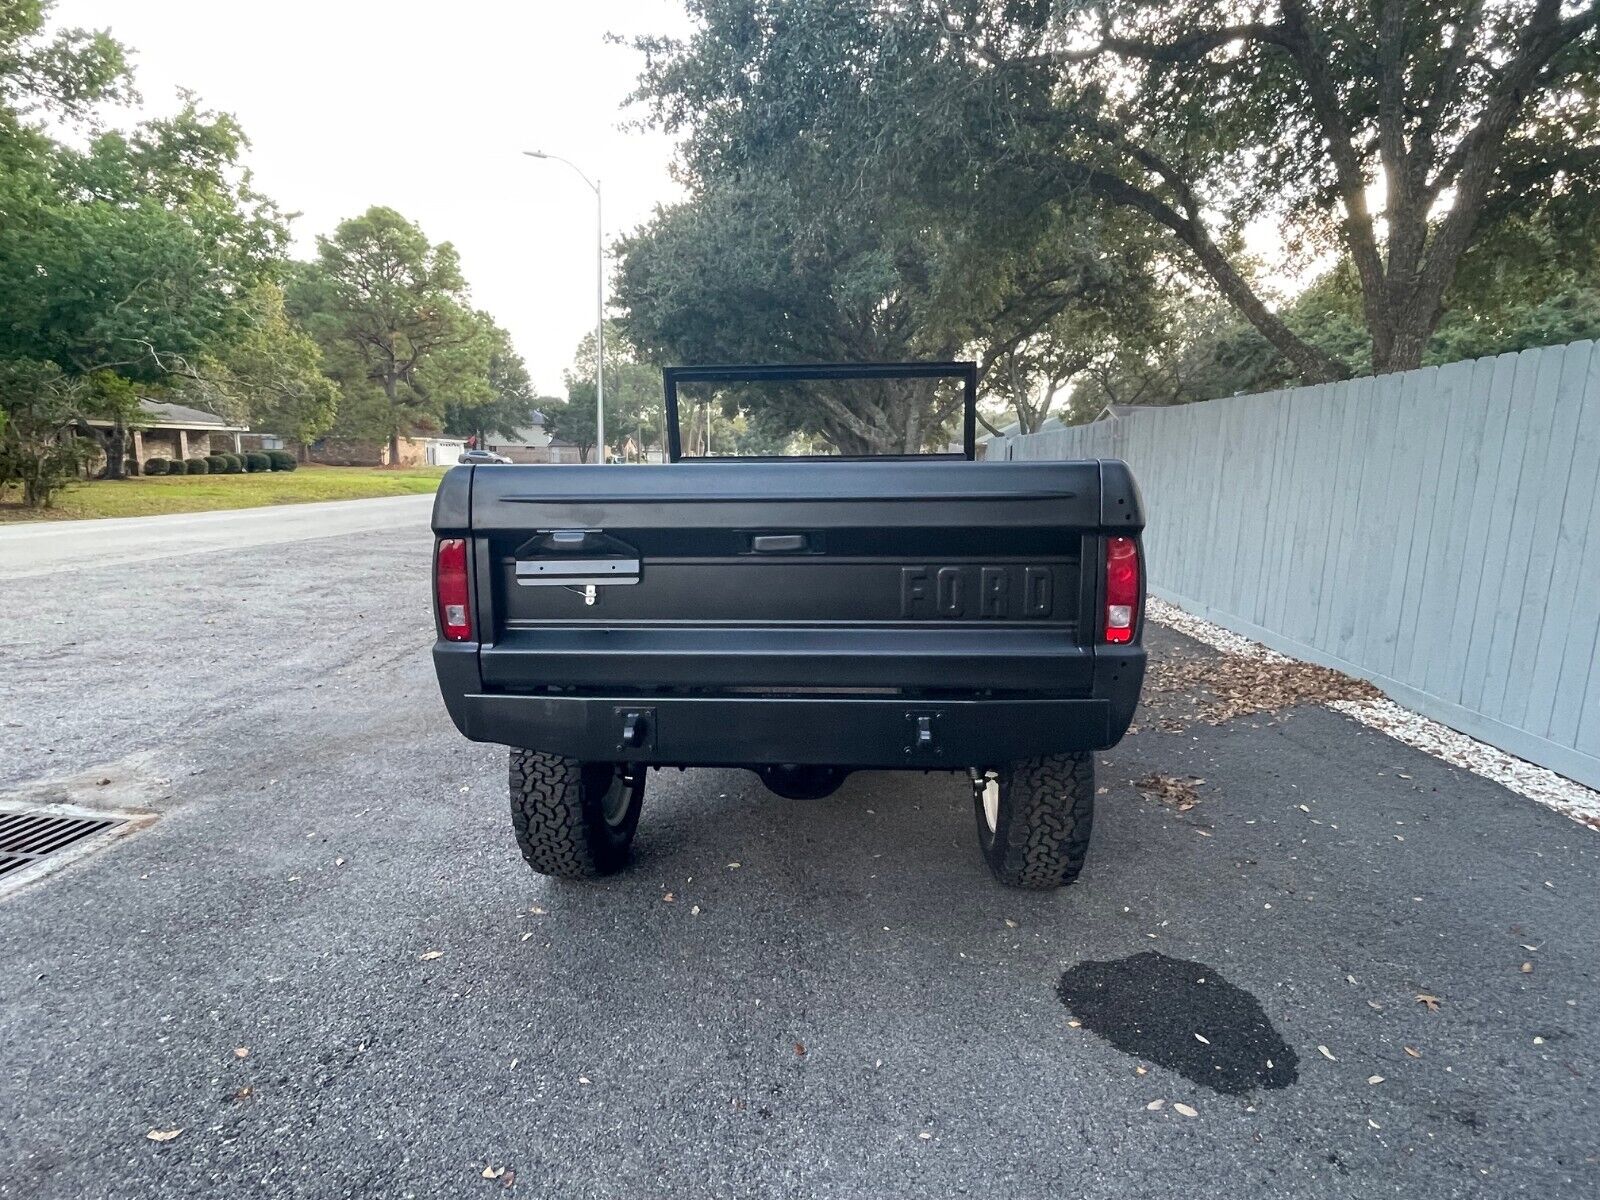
[523,151,605,463]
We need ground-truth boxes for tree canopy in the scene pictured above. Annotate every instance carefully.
[1,3,537,505]
[624,0,1600,415]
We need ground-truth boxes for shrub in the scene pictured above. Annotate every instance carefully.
[245,452,271,472]
[186,458,209,475]
[143,458,169,476]
[166,459,186,476]
[204,454,227,473]
[224,453,245,473]
[123,458,140,477]
[267,450,298,471]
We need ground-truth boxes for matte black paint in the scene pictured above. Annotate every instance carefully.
[431,442,1147,771]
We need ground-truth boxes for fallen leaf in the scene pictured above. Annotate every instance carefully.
[1172,1102,1198,1118]
[334,857,345,867]
[146,1129,181,1143]
[529,906,547,915]
[1067,1019,1082,1028]
[578,1076,590,1085]
[1195,1033,1210,1044]
[482,1166,505,1179]
[918,1131,932,1141]
[794,1042,806,1057]
[419,950,443,961]
[727,862,741,869]
[691,905,702,916]
[1146,1099,1165,1111]
[233,1047,249,1059]
[1004,918,1018,929]
[1134,1065,1148,1076]
[1135,773,1205,813]
[520,931,533,942]
[1416,994,1442,1012]
[1533,1036,1545,1045]
[1367,1075,1385,1085]
[1520,962,1533,974]
[662,892,675,903]
[1317,1045,1337,1061]
[1404,1046,1421,1058]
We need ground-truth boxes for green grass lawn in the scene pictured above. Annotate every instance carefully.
[0,464,448,522]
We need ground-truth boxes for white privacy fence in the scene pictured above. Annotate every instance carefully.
[988,340,1600,790]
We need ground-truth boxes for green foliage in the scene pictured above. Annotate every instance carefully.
[548,323,665,461]
[186,457,209,475]
[245,451,270,472]
[443,316,541,443]
[166,458,186,476]
[0,359,95,507]
[266,450,297,471]
[143,457,170,476]
[632,0,1600,386]
[0,2,132,135]
[288,207,490,459]
[173,281,339,444]
[204,454,227,473]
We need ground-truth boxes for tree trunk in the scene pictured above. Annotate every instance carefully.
[1373,319,1434,376]
[106,418,128,480]
[383,371,401,467]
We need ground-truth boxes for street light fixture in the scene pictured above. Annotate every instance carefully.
[524,150,606,463]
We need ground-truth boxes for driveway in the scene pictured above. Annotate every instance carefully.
[2,504,1596,1198]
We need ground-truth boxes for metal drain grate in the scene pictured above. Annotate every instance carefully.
[0,810,125,878]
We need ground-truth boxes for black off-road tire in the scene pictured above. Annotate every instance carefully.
[508,750,645,878]
[973,752,1095,889]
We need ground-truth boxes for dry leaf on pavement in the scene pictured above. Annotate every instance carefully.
[1415,994,1442,1012]
[1317,1045,1337,1061]
[1146,1099,1165,1111]
[146,1129,181,1143]
[1172,1102,1198,1118]
[1135,774,1205,812]
[419,950,443,961]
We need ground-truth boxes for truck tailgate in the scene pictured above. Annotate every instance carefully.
[441,459,1141,696]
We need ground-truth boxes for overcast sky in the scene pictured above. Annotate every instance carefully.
[54,0,693,395]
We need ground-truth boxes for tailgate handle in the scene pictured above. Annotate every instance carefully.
[750,533,807,553]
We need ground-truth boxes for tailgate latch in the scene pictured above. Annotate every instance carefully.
[514,530,641,601]
[904,710,944,757]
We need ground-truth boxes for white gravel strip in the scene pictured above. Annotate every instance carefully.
[1146,598,1600,830]
[1145,598,1290,662]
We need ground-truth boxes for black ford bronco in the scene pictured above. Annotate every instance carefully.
[431,362,1145,889]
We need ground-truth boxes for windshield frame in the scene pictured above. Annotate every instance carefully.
[661,361,978,463]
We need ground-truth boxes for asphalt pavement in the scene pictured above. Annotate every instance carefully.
[2,501,1596,1199]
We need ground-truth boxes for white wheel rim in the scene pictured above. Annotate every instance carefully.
[979,774,1000,832]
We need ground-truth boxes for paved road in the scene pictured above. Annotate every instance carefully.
[0,493,435,578]
[2,505,1597,1199]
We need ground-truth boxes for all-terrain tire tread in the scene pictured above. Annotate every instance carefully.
[983,752,1095,890]
[508,750,602,878]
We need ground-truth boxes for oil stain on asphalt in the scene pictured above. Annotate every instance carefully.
[1058,951,1298,1094]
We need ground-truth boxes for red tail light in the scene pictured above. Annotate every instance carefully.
[436,538,472,641]
[1104,536,1138,644]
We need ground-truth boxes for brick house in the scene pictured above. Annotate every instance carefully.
[82,399,248,471]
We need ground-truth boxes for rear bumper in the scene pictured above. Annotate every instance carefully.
[445,691,1114,768]
[435,643,1142,768]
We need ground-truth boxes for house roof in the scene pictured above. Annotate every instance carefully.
[140,400,243,429]
[84,399,245,431]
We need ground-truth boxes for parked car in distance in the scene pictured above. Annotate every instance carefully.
[459,448,512,465]
[430,362,1147,890]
